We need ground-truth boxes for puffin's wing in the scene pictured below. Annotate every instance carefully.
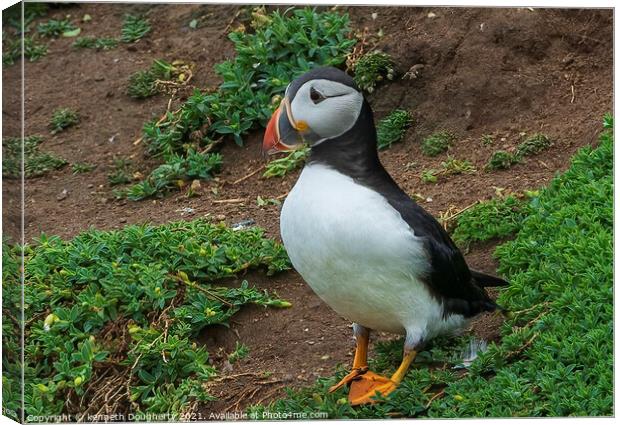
[386,193,501,317]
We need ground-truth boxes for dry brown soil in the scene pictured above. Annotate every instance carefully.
[2,3,612,415]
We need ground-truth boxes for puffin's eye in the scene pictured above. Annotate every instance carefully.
[309,87,325,104]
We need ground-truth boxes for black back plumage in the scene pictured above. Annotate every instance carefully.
[304,70,506,318]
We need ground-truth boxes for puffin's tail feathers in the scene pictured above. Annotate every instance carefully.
[471,269,509,288]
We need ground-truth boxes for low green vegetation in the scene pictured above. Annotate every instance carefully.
[228,342,250,364]
[50,108,79,134]
[254,121,612,417]
[71,162,96,174]
[516,133,552,157]
[263,147,310,178]
[353,51,395,93]
[451,195,527,247]
[73,36,119,50]
[420,157,476,184]
[481,134,494,146]
[123,7,356,200]
[421,131,455,157]
[107,158,133,186]
[118,150,222,201]
[486,133,552,171]
[485,150,519,170]
[2,36,48,65]
[3,1,49,31]
[376,109,413,150]
[3,135,67,178]
[121,14,151,43]
[2,220,291,419]
[127,59,185,99]
[37,18,78,38]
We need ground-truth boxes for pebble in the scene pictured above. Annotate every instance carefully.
[120,218,127,223]
[56,189,68,201]
[427,12,437,18]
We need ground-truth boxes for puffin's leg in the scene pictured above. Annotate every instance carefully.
[328,324,370,393]
[348,334,420,406]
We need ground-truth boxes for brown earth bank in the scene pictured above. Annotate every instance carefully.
[2,3,613,414]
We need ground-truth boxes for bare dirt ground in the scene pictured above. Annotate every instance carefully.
[2,4,612,414]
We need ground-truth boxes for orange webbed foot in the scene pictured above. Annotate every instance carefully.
[328,366,369,393]
[347,371,397,405]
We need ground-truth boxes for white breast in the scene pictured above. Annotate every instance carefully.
[280,163,464,344]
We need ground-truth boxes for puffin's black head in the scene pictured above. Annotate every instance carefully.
[263,67,372,154]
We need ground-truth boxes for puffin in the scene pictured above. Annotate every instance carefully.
[262,67,508,405]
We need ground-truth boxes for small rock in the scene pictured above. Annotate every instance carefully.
[215,214,226,221]
[231,218,255,230]
[321,355,330,360]
[87,184,94,189]
[427,12,437,18]
[221,360,233,374]
[306,340,315,345]
[56,189,68,201]
[120,218,127,223]
[371,12,378,20]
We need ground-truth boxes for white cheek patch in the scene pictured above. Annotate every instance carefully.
[290,80,363,140]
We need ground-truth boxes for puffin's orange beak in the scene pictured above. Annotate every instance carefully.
[263,104,287,154]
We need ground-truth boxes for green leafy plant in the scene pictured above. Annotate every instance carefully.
[481,134,494,146]
[119,150,222,200]
[50,108,79,134]
[263,147,310,178]
[3,35,48,65]
[516,133,552,157]
[603,113,613,129]
[485,150,520,171]
[421,131,455,157]
[73,36,118,50]
[71,162,96,174]
[37,19,78,38]
[419,157,475,184]
[353,51,395,93]
[228,342,250,364]
[124,8,356,200]
[127,59,179,99]
[441,157,476,175]
[255,120,613,418]
[3,220,291,418]
[3,135,66,178]
[451,195,527,247]
[420,169,438,184]
[3,2,49,32]
[376,109,413,150]
[256,196,282,207]
[121,14,151,43]
[107,158,133,186]
[486,133,552,171]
